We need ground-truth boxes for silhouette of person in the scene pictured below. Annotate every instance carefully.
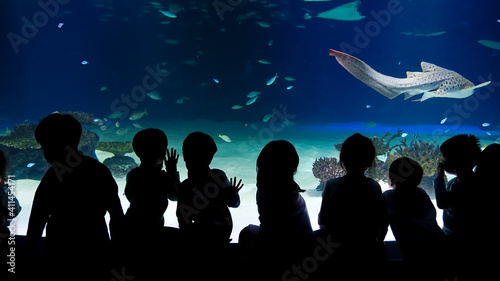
[318,133,388,280]
[239,140,314,280]
[26,113,124,281]
[470,143,500,280]
[123,128,179,278]
[434,134,481,280]
[176,132,242,280]
[384,157,446,281]
[0,149,21,280]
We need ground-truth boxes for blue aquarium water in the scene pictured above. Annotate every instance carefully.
[1,0,499,240]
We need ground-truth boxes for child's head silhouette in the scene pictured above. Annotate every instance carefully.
[339,133,375,174]
[256,140,302,192]
[440,134,480,174]
[35,113,82,163]
[133,128,168,167]
[388,157,423,190]
[182,132,217,169]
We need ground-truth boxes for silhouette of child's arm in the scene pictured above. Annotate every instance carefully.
[434,162,452,209]
[224,177,243,208]
[165,148,181,190]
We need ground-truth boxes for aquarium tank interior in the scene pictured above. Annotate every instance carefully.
[1,0,500,242]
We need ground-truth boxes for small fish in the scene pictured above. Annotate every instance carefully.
[81,60,88,65]
[246,91,261,98]
[482,123,491,127]
[258,60,271,64]
[108,111,124,119]
[116,128,128,136]
[133,123,143,129]
[401,133,408,138]
[246,96,259,105]
[147,90,162,100]
[266,73,278,86]
[176,97,190,104]
[100,86,108,91]
[440,117,447,124]
[263,113,274,122]
[286,86,293,90]
[414,134,420,139]
[268,40,273,46]
[115,122,120,128]
[231,105,244,110]
[219,134,232,142]
[100,125,107,131]
[58,23,64,28]
[27,162,35,168]
[93,118,103,125]
[366,105,372,108]
[159,9,177,18]
[497,19,500,23]
[398,61,401,65]
[364,121,376,128]
[284,76,296,81]
[256,21,270,28]
[129,109,148,120]
[213,78,219,83]
[486,132,492,136]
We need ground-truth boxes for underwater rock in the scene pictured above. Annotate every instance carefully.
[96,141,134,157]
[0,122,99,180]
[103,156,138,178]
[0,144,50,180]
[60,111,99,125]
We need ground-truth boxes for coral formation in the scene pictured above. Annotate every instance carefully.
[392,139,441,177]
[312,157,346,186]
[96,142,134,157]
[60,111,98,125]
[334,128,405,156]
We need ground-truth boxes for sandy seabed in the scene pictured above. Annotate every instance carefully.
[10,119,472,242]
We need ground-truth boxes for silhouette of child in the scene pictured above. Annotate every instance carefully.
[434,134,481,235]
[384,157,446,280]
[318,133,388,279]
[468,143,500,280]
[434,134,481,280]
[176,132,242,280]
[239,140,314,279]
[26,113,124,281]
[125,128,179,233]
[123,128,179,278]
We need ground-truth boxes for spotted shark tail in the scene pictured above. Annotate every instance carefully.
[328,49,404,99]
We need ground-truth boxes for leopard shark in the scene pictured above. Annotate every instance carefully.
[329,49,491,102]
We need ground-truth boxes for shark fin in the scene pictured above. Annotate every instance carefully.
[404,93,413,100]
[420,62,447,72]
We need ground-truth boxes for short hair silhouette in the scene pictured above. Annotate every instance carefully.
[389,157,423,189]
[35,113,82,148]
[476,143,500,176]
[256,140,303,193]
[440,134,481,168]
[0,150,7,180]
[182,132,217,164]
[132,128,168,162]
[339,133,375,172]
[257,140,298,177]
